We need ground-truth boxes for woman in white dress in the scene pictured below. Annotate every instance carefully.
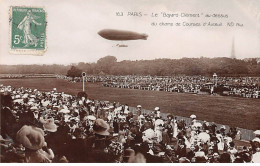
[17,9,42,47]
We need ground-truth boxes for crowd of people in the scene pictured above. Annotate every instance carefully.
[56,75,260,99]
[1,84,260,163]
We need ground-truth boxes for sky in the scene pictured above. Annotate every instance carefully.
[0,0,259,65]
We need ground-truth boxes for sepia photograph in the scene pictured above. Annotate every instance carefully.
[0,0,260,163]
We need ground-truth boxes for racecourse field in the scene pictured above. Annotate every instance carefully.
[1,78,259,130]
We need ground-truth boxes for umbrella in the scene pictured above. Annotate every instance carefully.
[193,122,202,128]
[198,132,210,143]
[155,119,164,127]
[59,109,70,114]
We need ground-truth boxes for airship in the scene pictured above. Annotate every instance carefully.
[98,29,148,41]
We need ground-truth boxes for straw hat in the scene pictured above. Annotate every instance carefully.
[109,105,114,109]
[93,119,110,136]
[142,128,157,143]
[254,130,260,136]
[16,125,45,150]
[42,118,58,132]
[154,107,160,111]
[87,115,96,121]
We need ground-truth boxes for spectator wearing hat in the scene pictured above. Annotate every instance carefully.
[187,145,196,161]
[219,152,231,163]
[210,153,220,163]
[41,118,58,133]
[235,129,241,140]
[227,142,237,162]
[113,118,119,134]
[122,147,135,162]
[65,128,89,162]
[194,151,207,163]
[190,114,196,121]
[136,105,142,116]
[209,122,217,134]
[162,128,171,146]
[16,125,54,163]
[88,119,111,162]
[165,122,173,139]
[154,107,160,118]
[176,142,187,158]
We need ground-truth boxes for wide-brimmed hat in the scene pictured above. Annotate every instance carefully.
[220,125,226,129]
[42,118,58,132]
[213,153,219,157]
[143,128,156,138]
[86,115,96,121]
[16,125,45,150]
[144,121,153,130]
[167,114,174,119]
[59,109,70,114]
[30,106,38,110]
[252,137,260,143]
[93,119,110,136]
[154,107,160,111]
[123,148,135,158]
[137,105,142,108]
[109,105,114,109]
[254,130,260,136]
[179,157,190,163]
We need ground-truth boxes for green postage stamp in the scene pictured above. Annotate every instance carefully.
[9,6,47,55]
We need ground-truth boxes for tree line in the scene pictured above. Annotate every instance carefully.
[0,56,259,77]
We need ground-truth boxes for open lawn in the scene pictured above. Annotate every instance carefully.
[1,78,259,130]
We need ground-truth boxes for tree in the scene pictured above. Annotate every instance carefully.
[97,56,117,74]
[67,66,82,78]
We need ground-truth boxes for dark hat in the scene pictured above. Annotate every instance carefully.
[219,153,231,163]
[167,114,174,119]
[144,122,153,130]
[229,142,235,147]
[123,148,135,158]
[93,119,110,136]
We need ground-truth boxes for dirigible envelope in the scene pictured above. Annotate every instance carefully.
[98,29,148,41]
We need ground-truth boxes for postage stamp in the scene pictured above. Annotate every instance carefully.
[9,6,47,55]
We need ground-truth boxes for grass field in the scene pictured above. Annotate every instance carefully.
[1,78,259,130]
